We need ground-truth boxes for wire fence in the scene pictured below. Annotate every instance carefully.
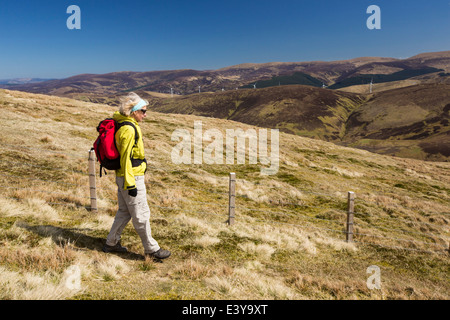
[0,146,448,256]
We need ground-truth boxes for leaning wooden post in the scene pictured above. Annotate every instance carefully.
[346,191,355,242]
[228,173,236,226]
[88,149,98,213]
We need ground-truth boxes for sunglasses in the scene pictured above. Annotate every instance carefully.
[140,109,147,114]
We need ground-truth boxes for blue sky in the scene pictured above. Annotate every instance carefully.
[0,0,448,79]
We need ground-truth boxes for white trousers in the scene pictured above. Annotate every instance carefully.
[106,175,160,254]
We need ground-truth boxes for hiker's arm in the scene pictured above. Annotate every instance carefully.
[117,126,136,190]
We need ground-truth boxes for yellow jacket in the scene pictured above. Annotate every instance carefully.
[113,111,147,190]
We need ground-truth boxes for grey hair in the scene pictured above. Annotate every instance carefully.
[118,92,148,116]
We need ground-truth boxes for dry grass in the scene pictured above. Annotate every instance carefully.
[0,266,83,300]
[0,89,448,300]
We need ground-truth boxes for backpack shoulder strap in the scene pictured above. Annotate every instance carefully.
[117,121,139,145]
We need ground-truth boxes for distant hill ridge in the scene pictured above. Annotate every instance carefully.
[1,51,448,100]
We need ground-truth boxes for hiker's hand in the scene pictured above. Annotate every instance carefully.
[128,188,137,197]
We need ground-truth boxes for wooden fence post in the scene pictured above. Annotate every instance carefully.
[88,149,98,213]
[228,172,236,226]
[346,191,355,242]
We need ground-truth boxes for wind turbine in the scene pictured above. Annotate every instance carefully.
[369,78,373,93]
[170,87,174,97]
[252,82,257,89]
[198,85,201,93]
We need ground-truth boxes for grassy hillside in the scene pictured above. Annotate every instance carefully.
[240,73,324,89]
[149,85,367,141]
[338,79,420,94]
[343,84,450,161]
[149,84,450,161]
[328,67,443,89]
[0,89,449,300]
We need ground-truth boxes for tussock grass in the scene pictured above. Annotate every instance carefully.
[0,242,75,273]
[0,266,83,300]
[0,89,448,300]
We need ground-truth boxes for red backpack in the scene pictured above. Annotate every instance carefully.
[92,118,138,176]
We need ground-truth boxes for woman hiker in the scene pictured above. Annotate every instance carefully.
[102,92,171,260]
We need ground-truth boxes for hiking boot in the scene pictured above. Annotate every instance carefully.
[102,241,128,253]
[147,248,171,260]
